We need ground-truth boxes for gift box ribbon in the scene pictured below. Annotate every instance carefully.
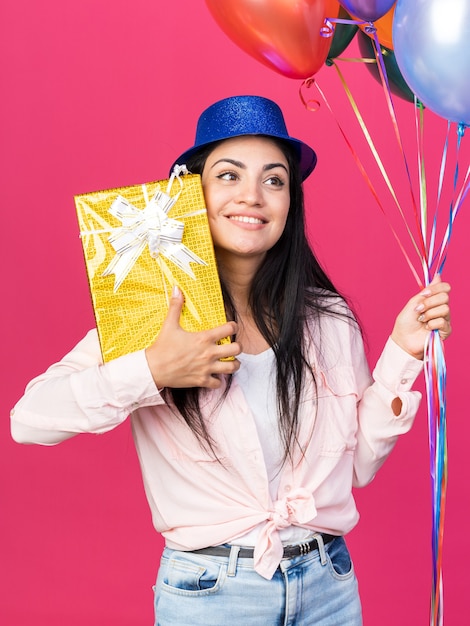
[81,165,208,292]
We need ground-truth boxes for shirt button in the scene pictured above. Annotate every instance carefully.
[400,378,408,385]
[285,485,291,492]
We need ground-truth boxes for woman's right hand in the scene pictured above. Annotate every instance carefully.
[145,286,241,389]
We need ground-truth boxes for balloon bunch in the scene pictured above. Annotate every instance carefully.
[321,10,469,623]
[206,0,470,122]
[205,1,470,624]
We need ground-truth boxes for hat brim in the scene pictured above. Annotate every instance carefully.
[170,133,317,182]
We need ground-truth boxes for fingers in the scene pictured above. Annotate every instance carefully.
[416,303,449,325]
[423,273,450,297]
[205,322,238,346]
[145,285,241,389]
[426,316,452,340]
[162,285,185,328]
[200,354,242,389]
[391,276,452,359]
[414,277,450,322]
[414,276,451,341]
[164,286,238,343]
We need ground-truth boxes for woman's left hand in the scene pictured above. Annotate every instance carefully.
[391,274,451,360]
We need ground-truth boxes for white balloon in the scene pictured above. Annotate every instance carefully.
[393,0,470,124]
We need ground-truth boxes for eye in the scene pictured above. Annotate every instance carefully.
[216,170,239,181]
[264,175,285,187]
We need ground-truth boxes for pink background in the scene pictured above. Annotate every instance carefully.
[2,1,469,624]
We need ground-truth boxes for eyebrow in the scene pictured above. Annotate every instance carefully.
[210,158,289,174]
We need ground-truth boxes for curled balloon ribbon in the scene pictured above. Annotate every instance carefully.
[304,17,470,626]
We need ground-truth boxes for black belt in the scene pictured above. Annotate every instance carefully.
[189,533,337,560]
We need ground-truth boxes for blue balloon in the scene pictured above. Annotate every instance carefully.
[393,0,470,125]
[339,0,395,23]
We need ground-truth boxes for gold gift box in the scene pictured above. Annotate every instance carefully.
[75,169,229,362]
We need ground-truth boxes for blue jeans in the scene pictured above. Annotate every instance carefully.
[154,535,362,625]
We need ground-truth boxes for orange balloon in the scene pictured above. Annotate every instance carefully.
[205,0,341,80]
[358,3,395,49]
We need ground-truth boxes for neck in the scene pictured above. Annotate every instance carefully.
[216,250,265,312]
[216,251,272,354]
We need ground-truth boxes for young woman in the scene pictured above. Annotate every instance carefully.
[11,95,451,625]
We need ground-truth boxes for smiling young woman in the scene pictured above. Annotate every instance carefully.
[201,135,291,266]
[11,95,451,625]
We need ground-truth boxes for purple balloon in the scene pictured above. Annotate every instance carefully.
[339,0,395,22]
[393,0,470,125]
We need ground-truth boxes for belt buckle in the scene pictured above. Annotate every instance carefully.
[298,541,312,556]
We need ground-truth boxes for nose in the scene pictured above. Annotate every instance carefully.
[235,175,263,206]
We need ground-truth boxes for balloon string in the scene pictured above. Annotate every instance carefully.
[316,24,460,624]
[425,330,447,626]
[333,55,377,65]
[330,59,425,271]
[369,32,427,264]
[372,51,464,626]
[425,120,451,272]
[414,99,431,285]
[304,65,423,287]
[435,125,469,274]
[325,17,427,266]
[330,48,430,283]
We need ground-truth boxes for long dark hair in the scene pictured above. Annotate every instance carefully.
[163,138,357,463]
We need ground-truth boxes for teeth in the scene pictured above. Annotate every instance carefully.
[229,215,264,224]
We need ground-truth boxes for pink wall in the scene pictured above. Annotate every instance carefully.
[2,1,469,624]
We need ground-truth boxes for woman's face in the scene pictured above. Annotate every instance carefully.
[201,136,290,266]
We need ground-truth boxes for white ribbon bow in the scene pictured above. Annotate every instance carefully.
[102,165,207,292]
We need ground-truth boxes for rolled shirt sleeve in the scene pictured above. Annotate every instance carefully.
[10,329,163,445]
[353,336,423,487]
